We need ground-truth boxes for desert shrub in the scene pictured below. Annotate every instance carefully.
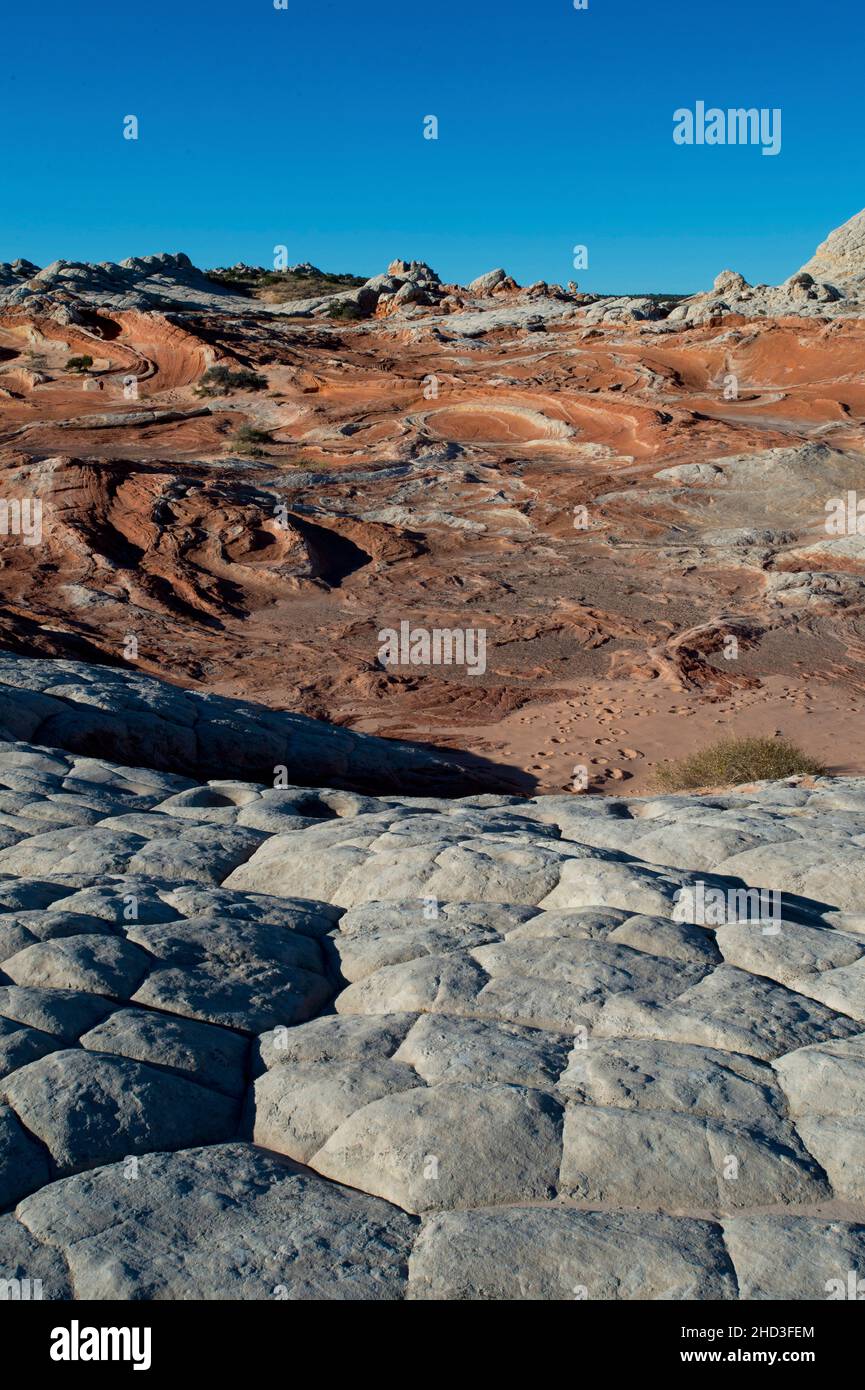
[654,736,827,792]
[195,365,267,397]
[327,299,363,321]
[229,424,273,456]
[66,355,93,372]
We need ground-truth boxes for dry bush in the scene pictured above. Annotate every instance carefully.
[653,736,826,792]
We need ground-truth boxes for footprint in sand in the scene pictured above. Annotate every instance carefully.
[617,748,643,760]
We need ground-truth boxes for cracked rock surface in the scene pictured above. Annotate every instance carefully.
[1,669,865,1298]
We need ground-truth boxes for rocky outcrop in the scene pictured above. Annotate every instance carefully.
[661,206,865,324]
[467,268,509,295]
[4,206,865,333]
[0,261,40,290]
[667,267,846,325]
[0,660,864,1299]
[561,207,865,325]
[797,206,865,294]
[0,247,552,327]
[582,295,669,324]
[0,253,250,318]
[266,259,450,320]
[0,658,500,796]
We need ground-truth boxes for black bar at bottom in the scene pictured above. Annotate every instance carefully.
[2,1296,859,1375]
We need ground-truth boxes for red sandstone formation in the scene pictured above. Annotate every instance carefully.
[2,243,865,793]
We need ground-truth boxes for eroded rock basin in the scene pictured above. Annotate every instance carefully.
[3,299,865,797]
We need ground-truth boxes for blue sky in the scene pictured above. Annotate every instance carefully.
[2,0,863,293]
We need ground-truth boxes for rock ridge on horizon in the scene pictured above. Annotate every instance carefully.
[4,202,865,327]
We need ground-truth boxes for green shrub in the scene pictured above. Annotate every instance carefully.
[327,299,363,321]
[230,424,273,456]
[66,355,93,372]
[195,365,267,397]
[654,736,827,792]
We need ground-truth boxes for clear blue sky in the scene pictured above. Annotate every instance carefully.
[2,0,863,293]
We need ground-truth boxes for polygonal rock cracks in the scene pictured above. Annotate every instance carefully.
[2,718,865,1299]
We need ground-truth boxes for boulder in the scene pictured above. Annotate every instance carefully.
[409,1208,737,1300]
[468,269,508,295]
[311,1081,564,1213]
[13,1143,417,1299]
[1,1049,237,1174]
